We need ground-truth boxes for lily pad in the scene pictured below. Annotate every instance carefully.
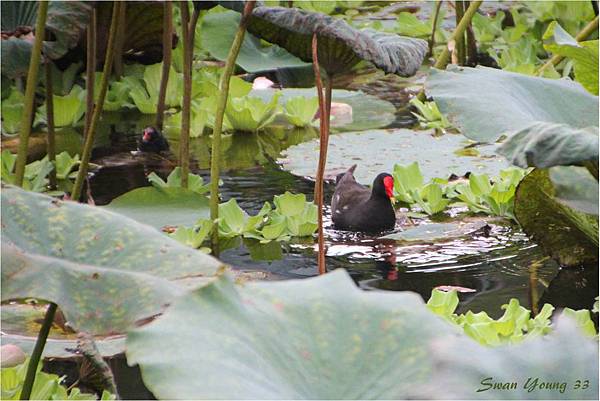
[104,187,210,229]
[1,186,222,335]
[497,122,599,169]
[126,269,456,399]
[381,221,488,243]
[425,66,598,143]
[279,129,510,185]
[250,88,396,131]
[201,8,309,72]
[247,6,428,76]
[514,169,598,267]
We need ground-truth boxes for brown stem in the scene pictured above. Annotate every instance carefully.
[84,7,96,137]
[179,1,192,188]
[429,1,443,56]
[312,33,329,276]
[209,1,257,253]
[156,1,173,131]
[14,0,48,187]
[71,1,122,201]
[465,6,477,66]
[113,2,126,78]
[45,60,57,190]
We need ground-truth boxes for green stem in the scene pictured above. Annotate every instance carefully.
[19,303,57,400]
[537,16,599,76]
[179,1,192,188]
[156,1,174,131]
[45,60,57,190]
[429,0,443,56]
[455,1,465,66]
[71,1,122,201]
[14,0,48,187]
[209,1,256,253]
[465,6,477,66]
[84,8,96,137]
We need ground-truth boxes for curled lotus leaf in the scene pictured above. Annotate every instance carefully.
[247,6,428,75]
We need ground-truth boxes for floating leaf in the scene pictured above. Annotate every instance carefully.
[381,221,488,242]
[279,129,509,185]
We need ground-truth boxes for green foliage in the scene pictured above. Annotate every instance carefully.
[147,167,209,194]
[395,8,448,43]
[543,21,599,95]
[283,96,319,127]
[1,359,113,400]
[1,88,27,135]
[224,93,281,133]
[169,219,212,253]
[409,98,451,130]
[426,289,597,346]
[37,85,86,127]
[218,199,271,239]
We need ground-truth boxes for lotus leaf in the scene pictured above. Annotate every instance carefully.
[126,269,457,399]
[425,66,598,143]
[381,221,488,243]
[279,129,510,185]
[548,166,599,215]
[246,6,428,76]
[1,186,222,334]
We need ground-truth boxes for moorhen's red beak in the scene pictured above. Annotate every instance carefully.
[143,129,151,142]
[383,176,395,201]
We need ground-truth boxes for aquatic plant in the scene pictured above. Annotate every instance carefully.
[283,96,319,127]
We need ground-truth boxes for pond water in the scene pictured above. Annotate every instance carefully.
[73,104,597,320]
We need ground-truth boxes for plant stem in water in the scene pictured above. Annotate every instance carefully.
[455,1,465,65]
[19,302,57,400]
[45,60,57,190]
[209,1,256,254]
[14,0,48,187]
[156,2,174,131]
[72,1,122,201]
[429,1,443,56]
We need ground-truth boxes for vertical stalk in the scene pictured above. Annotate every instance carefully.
[72,1,122,201]
[465,1,477,66]
[19,303,57,400]
[84,7,96,137]
[312,33,330,276]
[113,2,126,78]
[14,0,48,187]
[45,60,57,190]
[429,0,443,56]
[179,1,191,189]
[454,1,465,65]
[209,1,256,253]
[156,1,174,131]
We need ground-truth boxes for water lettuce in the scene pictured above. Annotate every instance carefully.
[1,89,26,135]
[224,93,281,132]
[37,85,86,127]
[283,96,319,127]
[147,167,210,194]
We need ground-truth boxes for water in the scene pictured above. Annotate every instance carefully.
[82,117,597,319]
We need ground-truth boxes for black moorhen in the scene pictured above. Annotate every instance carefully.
[138,126,170,153]
[331,165,396,232]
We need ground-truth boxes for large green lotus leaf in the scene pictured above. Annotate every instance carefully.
[201,9,309,73]
[247,6,428,75]
[279,129,510,185]
[126,269,457,399]
[418,317,599,399]
[425,66,599,143]
[514,169,598,267]
[104,187,210,230]
[0,304,126,358]
[549,166,599,216]
[1,186,222,334]
[543,21,598,95]
[250,88,396,131]
[1,2,91,79]
[497,122,599,169]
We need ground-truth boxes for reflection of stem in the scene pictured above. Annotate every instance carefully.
[84,8,96,137]
[14,0,48,187]
[528,257,548,317]
[537,16,599,76]
[156,2,173,131]
[429,1,443,56]
[72,1,122,201]
[312,34,330,276]
[45,58,57,190]
[209,1,257,254]
[20,303,57,400]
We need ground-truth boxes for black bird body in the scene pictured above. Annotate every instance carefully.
[331,165,396,232]
[138,127,170,153]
